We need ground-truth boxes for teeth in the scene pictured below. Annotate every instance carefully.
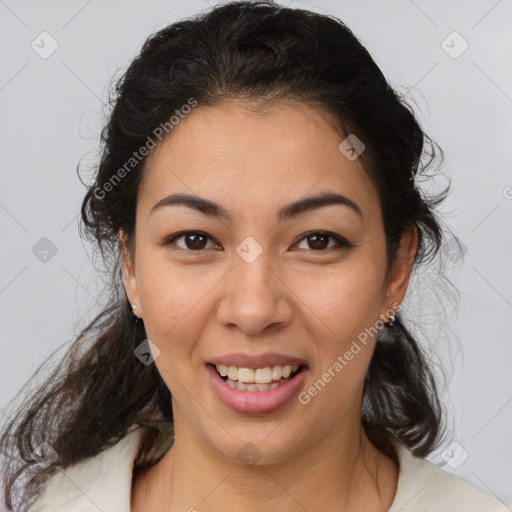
[225,377,285,392]
[216,364,300,383]
[227,366,238,380]
[272,366,282,381]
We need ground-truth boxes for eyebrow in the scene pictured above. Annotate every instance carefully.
[149,191,363,221]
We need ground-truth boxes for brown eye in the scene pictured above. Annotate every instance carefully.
[182,233,208,250]
[295,232,352,251]
[163,231,218,251]
[306,233,330,250]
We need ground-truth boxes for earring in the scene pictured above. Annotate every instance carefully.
[131,304,137,310]
[388,315,395,327]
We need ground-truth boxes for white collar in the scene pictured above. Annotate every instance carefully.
[29,427,506,511]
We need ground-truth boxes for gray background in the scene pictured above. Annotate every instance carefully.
[1,0,511,506]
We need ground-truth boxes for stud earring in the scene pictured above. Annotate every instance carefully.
[388,315,395,326]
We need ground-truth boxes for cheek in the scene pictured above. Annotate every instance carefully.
[138,267,210,398]
[290,253,386,339]
[136,255,218,342]
[289,251,386,407]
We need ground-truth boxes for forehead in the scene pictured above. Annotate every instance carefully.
[138,101,380,223]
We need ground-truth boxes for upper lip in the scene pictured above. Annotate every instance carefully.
[208,352,308,369]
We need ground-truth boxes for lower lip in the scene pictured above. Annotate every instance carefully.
[206,364,308,415]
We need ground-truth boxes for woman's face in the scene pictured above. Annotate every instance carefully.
[122,100,414,464]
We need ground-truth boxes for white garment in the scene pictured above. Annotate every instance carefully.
[27,427,509,511]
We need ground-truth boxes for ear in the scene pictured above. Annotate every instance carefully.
[382,226,418,313]
[119,229,140,314]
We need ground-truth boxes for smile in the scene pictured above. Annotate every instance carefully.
[206,363,308,414]
[215,364,301,390]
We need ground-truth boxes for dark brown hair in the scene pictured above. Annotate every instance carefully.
[1,1,451,509]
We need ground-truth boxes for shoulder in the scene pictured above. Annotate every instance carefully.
[388,439,509,512]
[27,427,145,512]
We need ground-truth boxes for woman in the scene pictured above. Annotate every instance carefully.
[0,1,507,511]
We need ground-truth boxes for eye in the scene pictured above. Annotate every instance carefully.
[162,231,220,252]
[293,231,353,251]
[160,230,353,253]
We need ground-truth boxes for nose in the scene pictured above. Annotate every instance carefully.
[215,250,294,337]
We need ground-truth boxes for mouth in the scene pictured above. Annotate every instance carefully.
[207,363,307,392]
[205,353,309,414]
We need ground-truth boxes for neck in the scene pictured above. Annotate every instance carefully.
[132,402,398,511]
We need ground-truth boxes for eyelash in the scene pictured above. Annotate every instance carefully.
[160,230,354,253]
